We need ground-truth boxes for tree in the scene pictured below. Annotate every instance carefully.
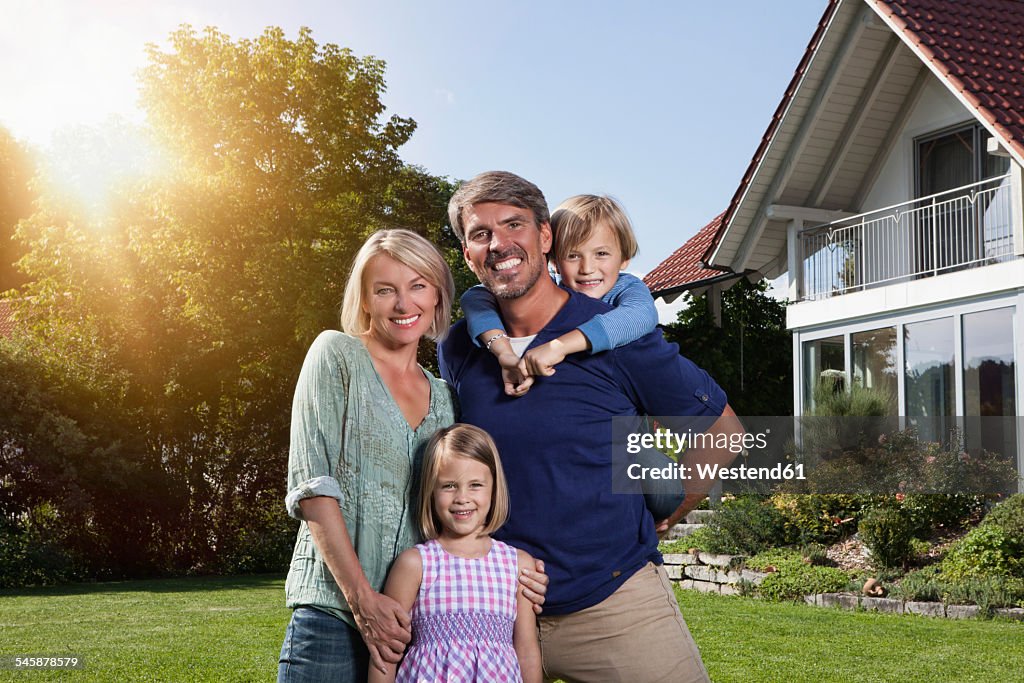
[662,279,792,416]
[0,128,35,292]
[7,26,455,580]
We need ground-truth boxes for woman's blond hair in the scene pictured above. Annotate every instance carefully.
[418,424,511,539]
[340,229,454,341]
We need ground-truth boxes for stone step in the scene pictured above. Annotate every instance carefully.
[685,509,716,524]
[663,523,704,540]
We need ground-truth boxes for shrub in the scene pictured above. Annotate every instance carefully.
[700,496,792,556]
[659,527,713,555]
[900,494,982,536]
[770,493,866,545]
[896,565,1024,610]
[801,543,832,567]
[859,507,913,569]
[983,494,1024,539]
[0,504,88,588]
[941,525,1023,580]
[895,565,944,603]
[746,548,849,601]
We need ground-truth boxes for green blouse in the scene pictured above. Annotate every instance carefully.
[283,331,457,626]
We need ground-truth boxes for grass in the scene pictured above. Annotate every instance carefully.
[0,575,288,682]
[676,587,1024,682]
[1,575,1021,681]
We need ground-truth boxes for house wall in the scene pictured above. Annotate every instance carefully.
[852,77,975,288]
[787,75,1024,482]
[860,76,970,213]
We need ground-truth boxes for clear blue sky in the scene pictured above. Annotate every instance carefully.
[1,0,826,275]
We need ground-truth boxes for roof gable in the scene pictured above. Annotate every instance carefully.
[707,0,1024,276]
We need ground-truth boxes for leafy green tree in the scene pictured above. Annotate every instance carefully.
[8,25,455,579]
[0,128,35,292]
[662,278,792,416]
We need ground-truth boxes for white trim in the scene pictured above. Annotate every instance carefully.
[788,259,1024,330]
[732,5,871,272]
[707,1,849,268]
[795,290,1019,342]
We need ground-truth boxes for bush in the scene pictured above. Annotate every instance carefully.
[700,496,793,556]
[895,565,944,602]
[746,548,849,601]
[984,494,1024,539]
[771,493,867,544]
[941,525,1023,580]
[895,566,1024,609]
[859,507,913,569]
[900,494,982,536]
[0,505,88,588]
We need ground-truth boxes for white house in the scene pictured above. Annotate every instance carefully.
[647,0,1024,482]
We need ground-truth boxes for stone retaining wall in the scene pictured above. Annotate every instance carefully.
[662,552,1024,622]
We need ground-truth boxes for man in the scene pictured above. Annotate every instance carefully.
[438,171,740,683]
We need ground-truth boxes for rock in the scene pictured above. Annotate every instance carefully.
[945,604,982,620]
[699,552,740,568]
[861,597,903,614]
[905,601,944,618]
[661,553,698,566]
[993,608,1024,622]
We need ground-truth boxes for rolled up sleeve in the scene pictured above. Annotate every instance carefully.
[285,331,348,520]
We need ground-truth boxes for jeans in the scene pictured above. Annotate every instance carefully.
[277,607,369,683]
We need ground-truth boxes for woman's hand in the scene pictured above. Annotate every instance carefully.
[351,587,412,673]
[519,558,549,614]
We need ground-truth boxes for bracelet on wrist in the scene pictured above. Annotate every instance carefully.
[485,332,509,351]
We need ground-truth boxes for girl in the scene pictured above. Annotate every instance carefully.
[369,424,542,683]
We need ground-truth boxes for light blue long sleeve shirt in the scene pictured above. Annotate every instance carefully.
[460,272,659,353]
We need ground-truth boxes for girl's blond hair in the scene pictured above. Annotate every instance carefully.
[418,423,510,539]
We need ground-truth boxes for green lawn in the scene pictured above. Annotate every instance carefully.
[0,576,1021,682]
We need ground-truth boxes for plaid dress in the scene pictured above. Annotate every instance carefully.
[397,539,522,683]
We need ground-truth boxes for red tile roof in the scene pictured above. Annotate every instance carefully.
[643,212,732,295]
[652,0,1024,292]
[0,299,16,338]
[871,0,1024,159]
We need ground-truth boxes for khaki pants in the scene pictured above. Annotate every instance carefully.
[538,562,710,683]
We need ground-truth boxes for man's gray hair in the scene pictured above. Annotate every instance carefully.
[447,171,550,243]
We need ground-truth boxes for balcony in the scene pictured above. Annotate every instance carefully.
[799,174,1017,301]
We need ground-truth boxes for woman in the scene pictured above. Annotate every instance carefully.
[277,229,544,681]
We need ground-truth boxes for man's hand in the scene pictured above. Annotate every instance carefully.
[522,341,566,378]
[655,493,706,537]
[351,587,412,673]
[519,558,549,614]
[497,350,533,396]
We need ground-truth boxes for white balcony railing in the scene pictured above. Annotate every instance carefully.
[799,174,1015,301]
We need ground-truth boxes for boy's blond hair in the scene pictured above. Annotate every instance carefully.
[550,194,638,263]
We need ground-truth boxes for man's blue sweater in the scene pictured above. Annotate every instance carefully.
[439,290,727,615]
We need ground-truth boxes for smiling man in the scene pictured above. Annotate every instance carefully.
[438,171,739,683]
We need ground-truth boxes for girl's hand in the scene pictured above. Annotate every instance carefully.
[352,587,412,672]
[519,558,549,614]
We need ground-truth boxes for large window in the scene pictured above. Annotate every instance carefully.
[904,318,954,442]
[803,336,844,413]
[915,124,1012,274]
[963,308,1016,457]
[852,327,897,411]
